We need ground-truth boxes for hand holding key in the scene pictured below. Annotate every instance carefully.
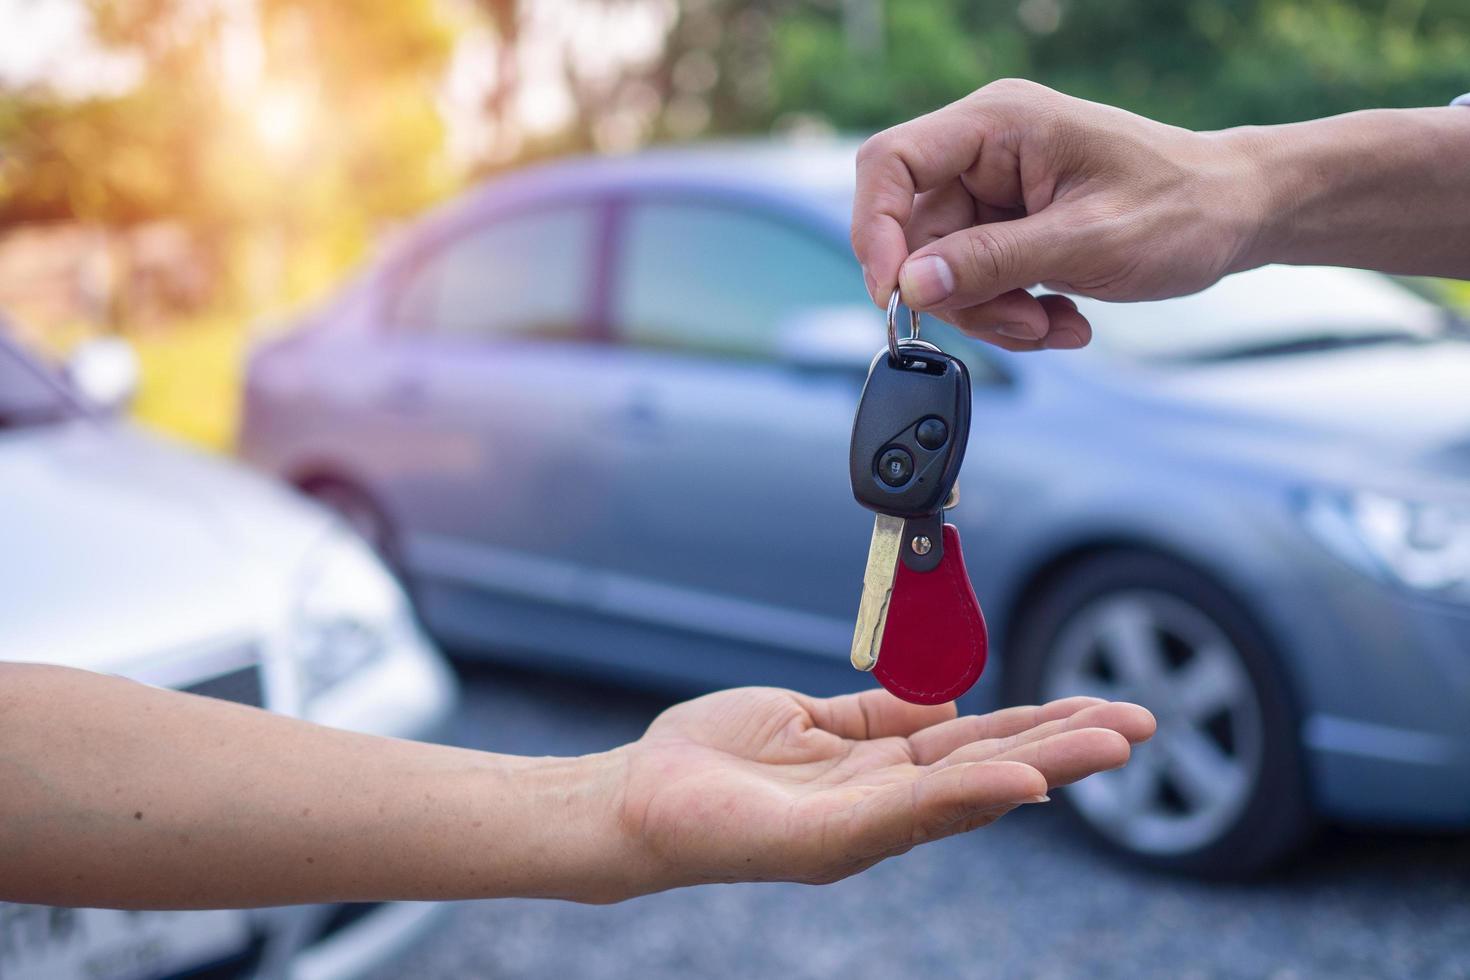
[850,78,1262,350]
[853,79,1470,351]
[618,687,1154,893]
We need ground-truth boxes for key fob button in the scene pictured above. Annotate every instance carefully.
[876,447,914,487]
[915,417,948,450]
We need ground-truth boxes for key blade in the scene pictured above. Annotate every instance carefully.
[850,513,905,671]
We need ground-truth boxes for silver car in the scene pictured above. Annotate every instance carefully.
[240,142,1470,878]
[0,327,458,980]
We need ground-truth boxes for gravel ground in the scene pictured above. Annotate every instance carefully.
[371,664,1470,980]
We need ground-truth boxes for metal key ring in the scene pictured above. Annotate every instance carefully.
[886,289,922,363]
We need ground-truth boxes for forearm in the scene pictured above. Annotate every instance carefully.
[0,663,640,909]
[1224,106,1470,277]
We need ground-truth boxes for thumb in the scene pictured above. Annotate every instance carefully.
[899,207,1087,311]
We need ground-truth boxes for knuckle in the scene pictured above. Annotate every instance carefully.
[960,226,1010,291]
[1076,196,1131,227]
[856,129,898,168]
[978,77,1045,101]
[1043,109,1088,162]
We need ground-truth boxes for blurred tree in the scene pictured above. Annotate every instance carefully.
[0,0,455,318]
[771,0,1021,130]
[645,0,780,140]
[767,0,1470,132]
[5,0,1469,314]
[473,0,521,156]
[245,0,454,303]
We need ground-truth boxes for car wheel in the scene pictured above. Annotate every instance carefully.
[1007,550,1313,877]
[302,479,401,570]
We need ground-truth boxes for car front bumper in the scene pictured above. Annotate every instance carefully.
[303,621,460,743]
[1251,556,1470,827]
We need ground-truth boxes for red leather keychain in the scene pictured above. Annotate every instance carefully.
[848,292,987,705]
[872,523,988,705]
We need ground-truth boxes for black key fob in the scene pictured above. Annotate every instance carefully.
[848,342,971,520]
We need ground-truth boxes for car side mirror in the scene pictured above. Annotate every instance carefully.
[67,336,140,414]
[775,307,883,375]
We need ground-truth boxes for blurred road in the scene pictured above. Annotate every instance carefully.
[372,663,1470,980]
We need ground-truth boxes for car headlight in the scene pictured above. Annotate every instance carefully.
[288,528,416,701]
[1301,489,1470,601]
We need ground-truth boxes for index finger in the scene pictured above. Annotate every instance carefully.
[905,696,1107,765]
[851,100,990,306]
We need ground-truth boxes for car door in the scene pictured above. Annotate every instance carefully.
[596,195,876,659]
[360,201,626,607]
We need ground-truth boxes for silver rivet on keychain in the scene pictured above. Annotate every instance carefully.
[886,288,922,363]
[910,534,932,556]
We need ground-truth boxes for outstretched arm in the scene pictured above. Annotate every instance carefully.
[851,78,1470,350]
[0,662,1152,909]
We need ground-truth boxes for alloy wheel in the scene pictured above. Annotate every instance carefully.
[1041,589,1265,856]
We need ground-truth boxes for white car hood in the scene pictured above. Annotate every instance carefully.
[1152,340,1470,453]
[0,420,333,672]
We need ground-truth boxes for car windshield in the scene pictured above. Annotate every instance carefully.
[1073,265,1450,362]
[0,332,77,429]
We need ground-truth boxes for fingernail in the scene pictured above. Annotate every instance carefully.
[996,322,1041,340]
[899,254,954,308]
[862,266,878,303]
[1044,328,1087,350]
[1024,795,1051,804]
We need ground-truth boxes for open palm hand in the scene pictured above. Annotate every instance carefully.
[616,687,1154,893]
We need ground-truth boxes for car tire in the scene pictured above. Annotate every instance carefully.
[301,478,402,572]
[1005,549,1314,877]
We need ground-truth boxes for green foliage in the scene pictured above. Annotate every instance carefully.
[769,0,1470,132]
[772,1,1021,128]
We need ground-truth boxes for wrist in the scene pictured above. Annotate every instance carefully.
[1209,107,1470,277]
[516,746,660,903]
[1204,124,1283,274]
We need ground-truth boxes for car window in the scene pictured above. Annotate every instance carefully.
[0,337,75,429]
[614,200,861,358]
[392,205,599,341]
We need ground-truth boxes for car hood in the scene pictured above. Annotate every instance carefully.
[1128,339,1470,482]
[0,419,333,671]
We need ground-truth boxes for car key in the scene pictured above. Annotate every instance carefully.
[848,291,988,705]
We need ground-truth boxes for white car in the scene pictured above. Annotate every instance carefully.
[0,327,459,980]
